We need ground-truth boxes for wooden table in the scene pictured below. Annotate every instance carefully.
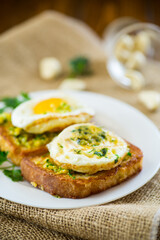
[0,0,160,36]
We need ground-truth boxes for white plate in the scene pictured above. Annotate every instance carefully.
[0,90,160,209]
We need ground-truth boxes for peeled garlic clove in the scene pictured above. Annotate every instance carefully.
[115,35,134,63]
[125,69,145,91]
[138,90,160,111]
[115,48,131,63]
[117,34,135,50]
[125,51,146,70]
[59,78,86,91]
[134,31,151,54]
[39,57,62,80]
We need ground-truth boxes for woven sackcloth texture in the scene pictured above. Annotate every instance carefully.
[0,212,82,240]
[0,11,159,240]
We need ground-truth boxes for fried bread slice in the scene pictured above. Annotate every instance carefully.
[21,142,143,198]
[0,113,58,165]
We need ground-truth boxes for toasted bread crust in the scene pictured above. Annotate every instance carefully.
[21,143,143,198]
[0,126,48,166]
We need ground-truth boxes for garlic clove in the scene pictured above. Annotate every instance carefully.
[59,78,86,91]
[125,69,145,91]
[115,35,134,63]
[134,31,151,54]
[138,90,160,111]
[125,51,146,70]
[117,34,135,51]
[115,48,131,63]
[39,57,62,80]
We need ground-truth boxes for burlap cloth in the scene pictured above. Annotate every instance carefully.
[0,11,159,240]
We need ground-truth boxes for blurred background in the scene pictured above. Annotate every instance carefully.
[0,0,160,36]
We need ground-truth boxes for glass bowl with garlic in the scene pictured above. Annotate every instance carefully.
[106,22,160,91]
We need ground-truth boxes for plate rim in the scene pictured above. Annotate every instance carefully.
[0,89,160,209]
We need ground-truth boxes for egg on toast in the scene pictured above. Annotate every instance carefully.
[0,113,58,165]
[21,123,143,198]
[11,94,94,134]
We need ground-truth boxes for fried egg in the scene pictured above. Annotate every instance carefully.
[47,123,129,174]
[11,94,94,134]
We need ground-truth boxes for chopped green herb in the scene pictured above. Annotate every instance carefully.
[77,138,88,145]
[58,143,63,148]
[77,128,82,133]
[6,121,58,149]
[88,149,95,153]
[95,137,100,142]
[45,159,55,167]
[42,153,49,157]
[101,148,108,156]
[94,151,102,157]
[56,102,72,113]
[94,148,108,157]
[127,151,132,156]
[98,132,106,139]
[53,195,61,198]
[74,149,81,154]
[71,126,106,147]
[114,159,118,164]
[68,170,76,179]
[114,154,119,164]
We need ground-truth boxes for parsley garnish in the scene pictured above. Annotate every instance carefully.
[127,151,132,156]
[94,148,108,157]
[0,92,30,113]
[3,169,23,182]
[56,102,72,113]
[58,143,63,148]
[98,132,106,140]
[94,151,102,157]
[88,149,95,153]
[114,154,119,164]
[0,150,23,181]
[0,108,5,114]
[72,126,105,147]
[69,56,92,77]
[68,170,76,179]
[46,159,50,164]
[74,149,81,154]
[0,151,9,165]
[53,195,61,198]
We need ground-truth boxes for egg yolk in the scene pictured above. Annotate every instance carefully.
[34,98,68,114]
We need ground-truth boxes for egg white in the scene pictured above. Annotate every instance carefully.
[11,94,94,134]
[47,123,129,174]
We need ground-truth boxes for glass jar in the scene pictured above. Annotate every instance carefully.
[103,19,160,90]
